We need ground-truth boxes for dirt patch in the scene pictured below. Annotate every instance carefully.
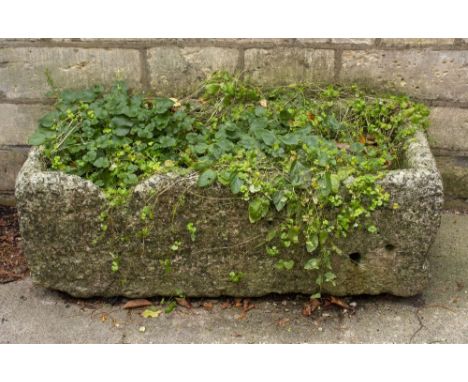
[0,206,28,283]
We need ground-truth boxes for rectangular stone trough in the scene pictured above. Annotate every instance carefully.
[15,131,443,298]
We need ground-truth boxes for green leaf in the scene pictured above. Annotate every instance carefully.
[289,161,310,187]
[153,98,174,114]
[230,175,243,194]
[114,127,130,137]
[266,228,278,242]
[28,128,55,145]
[191,143,208,155]
[250,117,268,131]
[305,234,319,253]
[217,170,233,186]
[38,112,59,128]
[367,225,378,233]
[266,246,279,257]
[275,259,294,270]
[325,272,336,282]
[280,133,300,146]
[164,301,177,314]
[205,83,219,95]
[318,173,332,197]
[197,169,217,188]
[272,190,287,212]
[93,157,110,168]
[125,173,138,185]
[158,135,177,148]
[304,257,320,270]
[248,197,270,223]
[82,150,97,162]
[311,292,321,299]
[330,174,340,193]
[279,109,291,123]
[259,129,276,146]
[111,116,133,128]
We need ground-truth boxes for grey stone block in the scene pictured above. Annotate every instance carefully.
[0,104,50,145]
[0,191,15,206]
[244,48,335,85]
[147,47,239,96]
[15,132,443,298]
[0,146,29,191]
[380,39,455,47]
[435,155,468,198]
[0,47,142,99]
[340,49,468,102]
[428,107,468,154]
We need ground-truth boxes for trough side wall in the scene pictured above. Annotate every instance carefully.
[1,38,467,206]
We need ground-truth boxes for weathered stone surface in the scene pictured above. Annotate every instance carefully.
[244,48,335,85]
[0,104,50,145]
[435,155,468,198]
[380,39,455,47]
[331,38,374,45]
[340,49,468,102]
[0,146,28,191]
[147,47,239,96]
[15,132,443,298]
[428,107,468,154]
[0,48,142,99]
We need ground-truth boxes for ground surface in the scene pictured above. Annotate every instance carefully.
[0,211,467,344]
[0,206,28,283]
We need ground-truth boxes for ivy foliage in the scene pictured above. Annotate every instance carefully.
[29,71,429,294]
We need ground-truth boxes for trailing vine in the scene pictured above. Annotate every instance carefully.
[29,71,429,297]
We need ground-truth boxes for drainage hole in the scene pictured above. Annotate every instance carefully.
[385,244,395,252]
[349,252,361,263]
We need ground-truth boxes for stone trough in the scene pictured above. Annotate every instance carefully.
[15,131,443,298]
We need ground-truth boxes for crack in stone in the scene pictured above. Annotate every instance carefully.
[409,309,425,343]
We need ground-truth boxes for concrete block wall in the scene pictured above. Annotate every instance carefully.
[1,38,468,205]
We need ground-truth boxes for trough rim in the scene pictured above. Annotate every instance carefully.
[16,130,440,199]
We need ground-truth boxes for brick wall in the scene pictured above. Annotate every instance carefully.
[1,38,467,205]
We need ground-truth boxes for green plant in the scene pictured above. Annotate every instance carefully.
[186,222,197,241]
[170,240,182,251]
[228,271,244,283]
[29,71,429,297]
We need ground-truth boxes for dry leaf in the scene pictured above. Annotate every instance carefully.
[202,302,213,311]
[221,301,232,309]
[142,309,162,318]
[302,298,320,317]
[307,112,315,121]
[336,142,350,151]
[330,296,350,309]
[259,99,268,107]
[123,299,152,309]
[176,297,192,309]
[169,97,181,108]
[366,135,377,145]
[242,299,255,313]
[234,298,242,308]
[359,135,366,145]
